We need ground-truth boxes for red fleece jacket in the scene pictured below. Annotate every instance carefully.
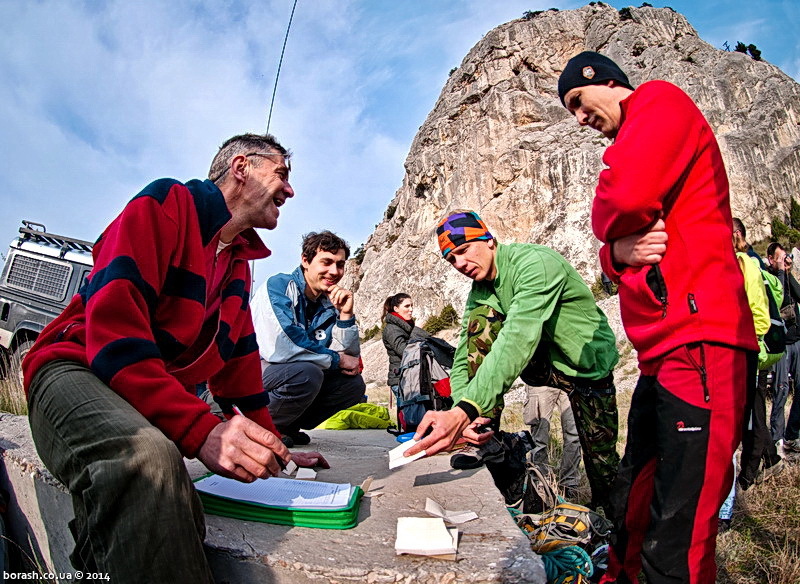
[592,80,757,366]
[23,179,280,457]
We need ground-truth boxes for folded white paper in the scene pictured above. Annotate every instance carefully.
[282,459,298,476]
[388,439,426,469]
[425,498,478,524]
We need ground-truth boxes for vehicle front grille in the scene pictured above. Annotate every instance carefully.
[5,253,71,300]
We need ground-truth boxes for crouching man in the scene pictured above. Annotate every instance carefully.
[407,211,621,511]
[251,230,366,447]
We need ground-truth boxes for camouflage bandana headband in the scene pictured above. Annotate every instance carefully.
[436,211,493,257]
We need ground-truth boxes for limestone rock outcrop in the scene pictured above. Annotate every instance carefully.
[346,3,800,328]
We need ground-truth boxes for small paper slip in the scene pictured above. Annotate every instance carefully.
[361,476,382,497]
[282,460,298,476]
[425,498,478,524]
[194,475,352,509]
[395,517,458,559]
[295,468,317,480]
[389,439,426,469]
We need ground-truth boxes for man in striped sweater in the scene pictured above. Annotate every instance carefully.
[23,133,325,584]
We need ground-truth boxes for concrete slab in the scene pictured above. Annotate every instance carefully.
[1,416,545,583]
[0,413,74,574]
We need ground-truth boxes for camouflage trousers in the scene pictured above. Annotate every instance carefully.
[466,304,620,509]
[465,304,506,430]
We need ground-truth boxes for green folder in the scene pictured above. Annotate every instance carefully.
[194,475,364,530]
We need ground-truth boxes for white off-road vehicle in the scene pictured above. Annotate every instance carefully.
[0,221,93,379]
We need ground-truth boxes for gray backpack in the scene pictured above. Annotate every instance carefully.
[393,337,455,432]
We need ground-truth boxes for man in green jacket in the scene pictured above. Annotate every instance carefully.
[408,210,620,509]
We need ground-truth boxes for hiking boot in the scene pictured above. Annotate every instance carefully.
[481,431,546,512]
[589,544,609,583]
[783,438,800,453]
[717,518,732,533]
[755,459,785,484]
[737,475,753,492]
[450,444,482,469]
[450,439,505,470]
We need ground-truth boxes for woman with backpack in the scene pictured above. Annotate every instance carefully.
[382,293,430,397]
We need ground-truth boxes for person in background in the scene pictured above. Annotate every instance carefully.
[791,242,800,273]
[251,230,366,448]
[766,242,800,454]
[381,293,430,406]
[732,217,767,270]
[524,385,581,501]
[720,229,777,530]
[735,223,784,491]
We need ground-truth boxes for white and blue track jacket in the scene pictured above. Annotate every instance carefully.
[251,266,360,370]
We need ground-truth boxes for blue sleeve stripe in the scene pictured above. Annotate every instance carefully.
[222,278,248,310]
[131,178,182,204]
[131,179,230,247]
[231,332,258,359]
[186,179,231,246]
[215,322,235,360]
[92,337,162,385]
[80,256,158,314]
[163,266,206,305]
[153,328,188,362]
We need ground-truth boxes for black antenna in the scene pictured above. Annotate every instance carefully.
[266,0,299,134]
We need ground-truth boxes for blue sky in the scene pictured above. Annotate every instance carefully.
[1,0,798,286]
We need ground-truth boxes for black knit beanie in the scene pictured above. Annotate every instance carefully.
[558,51,633,106]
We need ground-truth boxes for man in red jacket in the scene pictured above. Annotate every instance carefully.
[559,52,757,583]
[23,133,326,584]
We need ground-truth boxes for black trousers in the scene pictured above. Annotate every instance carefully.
[738,369,782,488]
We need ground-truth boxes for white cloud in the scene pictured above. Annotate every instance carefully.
[0,0,796,284]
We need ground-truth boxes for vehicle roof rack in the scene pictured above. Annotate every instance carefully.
[16,220,94,256]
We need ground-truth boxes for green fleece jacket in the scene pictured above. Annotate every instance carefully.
[451,243,619,416]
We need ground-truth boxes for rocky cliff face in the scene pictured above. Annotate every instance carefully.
[346,3,800,328]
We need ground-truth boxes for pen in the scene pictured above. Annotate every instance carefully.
[231,405,288,471]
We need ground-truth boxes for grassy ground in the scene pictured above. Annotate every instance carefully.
[716,461,800,584]
[0,375,26,416]
[364,381,800,583]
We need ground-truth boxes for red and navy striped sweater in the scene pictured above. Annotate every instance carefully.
[23,178,279,457]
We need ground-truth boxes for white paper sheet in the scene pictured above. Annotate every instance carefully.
[295,468,317,480]
[395,517,458,556]
[194,475,352,509]
[388,439,426,469]
[425,498,478,524]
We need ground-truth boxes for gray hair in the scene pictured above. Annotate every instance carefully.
[208,133,290,184]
